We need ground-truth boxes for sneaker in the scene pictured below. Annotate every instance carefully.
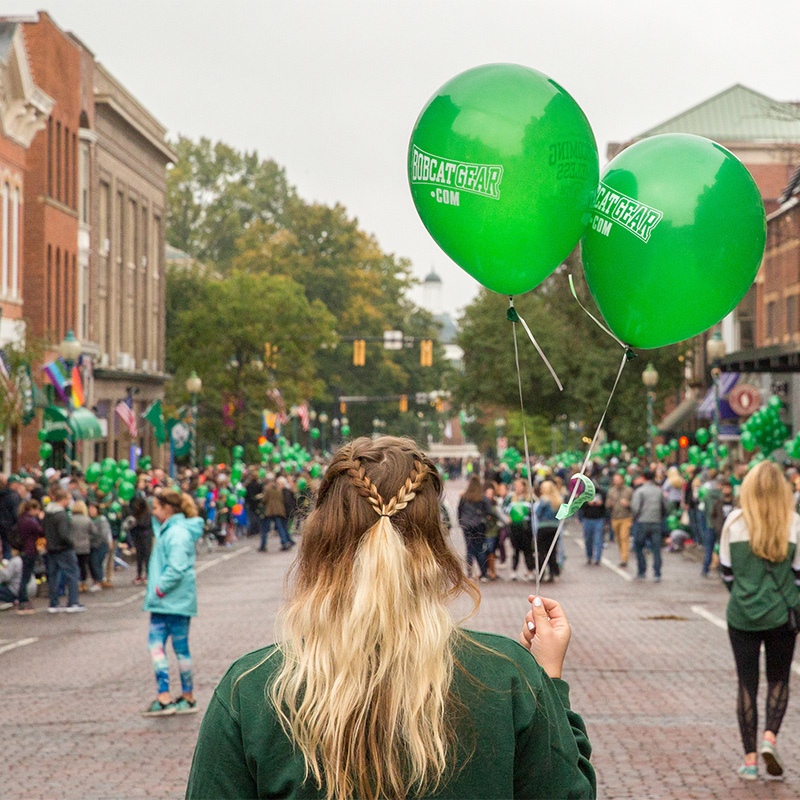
[737,763,758,781]
[140,699,176,717]
[65,604,87,613]
[0,602,14,611]
[88,584,101,593]
[654,576,661,583]
[479,576,489,584]
[101,580,113,588]
[761,738,784,778]
[48,606,66,613]
[509,572,518,581]
[172,697,198,715]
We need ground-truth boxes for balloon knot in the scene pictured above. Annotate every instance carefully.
[507,306,521,323]
[625,348,637,362]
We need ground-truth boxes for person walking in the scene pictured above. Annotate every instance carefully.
[259,475,294,552]
[0,475,23,560]
[458,476,492,581]
[141,489,204,717]
[70,501,93,593]
[535,480,562,582]
[185,436,595,799]
[244,469,263,538]
[606,473,633,568]
[579,479,606,566]
[44,487,84,613]
[87,501,110,592]
[15,499,43,613]
[719,461,800,781]
[127,496,153,585]
[631,470,667,582]
[504,478,536,581]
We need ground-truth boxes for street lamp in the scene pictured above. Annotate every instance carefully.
[331,417,340,446]
[308,409,317,449]
[706,331,727,465]
[186,370,202,469]
[642,362,659,462]
[319,412,329,451]
[59,330,81,475]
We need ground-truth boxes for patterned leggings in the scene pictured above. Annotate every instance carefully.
[728,623,796,754]
[148,613,193,696]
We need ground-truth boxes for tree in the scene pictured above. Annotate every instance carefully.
[455,250,684,451]
[165,269,335,455]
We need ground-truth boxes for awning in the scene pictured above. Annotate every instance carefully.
[40,405,104,442]
[657,397,699,434]
[696,372,739,418]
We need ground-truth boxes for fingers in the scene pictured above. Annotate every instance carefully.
[527,594,565,618]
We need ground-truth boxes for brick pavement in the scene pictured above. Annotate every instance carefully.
[0,483,797,799]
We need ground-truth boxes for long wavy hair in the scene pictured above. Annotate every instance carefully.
[740,460,793,562]
[270,436,478,800]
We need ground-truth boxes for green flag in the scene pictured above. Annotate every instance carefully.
[143,399,166,445]
[167,412,192,458]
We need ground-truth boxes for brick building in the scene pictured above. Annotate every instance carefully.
[0,12,173,468]
[0,19,52,469]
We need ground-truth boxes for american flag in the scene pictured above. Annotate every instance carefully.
[293,403,310,432]
[115,399,138,437]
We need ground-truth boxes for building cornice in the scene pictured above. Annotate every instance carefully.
[94,92,176,163]
[93,367,171,385]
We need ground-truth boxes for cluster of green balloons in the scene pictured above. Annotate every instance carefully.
[84,457,136,501]
[500,447,522,470]
[740,396,787,456]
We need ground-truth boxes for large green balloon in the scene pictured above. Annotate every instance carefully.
[408,63,598,295]
[581,134,765,348]
[118,482,135,502]
[101,458,117,477]
[98,475,114,494]
[39,442,53,460]
[85,462,102,483]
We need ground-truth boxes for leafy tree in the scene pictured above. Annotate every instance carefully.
[455,250,684,451]
[165,268,335,454]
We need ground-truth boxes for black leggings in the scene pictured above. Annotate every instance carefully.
[728,623,797,754]
[130,530,152,579]
[509,523,534,572]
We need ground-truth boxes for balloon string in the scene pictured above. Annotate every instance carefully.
[508,298,563,391]
[568,275,629,350]
[511,317,540,598]
[537,348,630,583]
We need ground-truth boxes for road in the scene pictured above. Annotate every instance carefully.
[1,480,799,799]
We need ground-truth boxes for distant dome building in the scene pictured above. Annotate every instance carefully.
[421,268,462,363]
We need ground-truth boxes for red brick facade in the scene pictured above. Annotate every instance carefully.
[760,203,800,347]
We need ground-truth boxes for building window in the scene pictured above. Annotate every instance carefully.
[64,126,69,207]
[47,118,53,198]
[55,247,61,338]
[79,140,90,224]
[56,121,62,203]
[72,132,78,209]
[99,181,110,254]
[11,187,18,298]
[767,300,776,341]
[46,245,52,330]
[1,182,7,296]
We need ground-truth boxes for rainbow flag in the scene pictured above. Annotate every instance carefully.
[71,366,84,407]
[42,359,68,401]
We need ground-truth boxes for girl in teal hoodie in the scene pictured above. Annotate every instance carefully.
[141,489,204,718]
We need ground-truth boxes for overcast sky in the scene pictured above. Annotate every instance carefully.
[14,0,800,315]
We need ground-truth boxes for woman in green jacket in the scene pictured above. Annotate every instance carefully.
[719,460,800,780]
[186,436,595,799]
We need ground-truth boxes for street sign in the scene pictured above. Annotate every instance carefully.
[383,330,403,350]
[729,383,761,417]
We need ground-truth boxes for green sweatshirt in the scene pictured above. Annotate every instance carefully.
[186,629,595,800]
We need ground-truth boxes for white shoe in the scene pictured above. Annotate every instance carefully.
[88,584,102,593]
[510,572,519,581]
[65,604,87,613]
[0,602,14,611]
[48,606,66,613]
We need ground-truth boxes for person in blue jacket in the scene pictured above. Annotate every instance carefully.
[141,488,204,718]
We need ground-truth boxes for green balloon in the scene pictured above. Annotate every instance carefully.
[310,427,320,440]
[718,445,729,460]
[204,455,214,466]
[509,501,529,523]
[123,468,137,484]
[226,494,237,508]
[117,459,128,472]
[668,438,679,452]
[581,134,765,348]
[232,445,244,460]
[258,468,266,479]
[109,501,122,515]
[98,476,114,494]
[85,463,101,483]
[296,478,308,492]
[341,424,350,437]
[696,428,710,446]
[741,431,756,451]
[196,485,208,499]
[101,458,117,476]
[118,482,135,502]
[39,442,53,459]
[259,442,270,455]
[769,395,782,410]
[310,463,322,479]
[408,64,598,296]
[272,452,281,464]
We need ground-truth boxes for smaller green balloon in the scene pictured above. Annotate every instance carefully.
[310,427,320,439]
[123,468,137,484]
[39,442,54,459]
[769,395,782,410]
[85,463,102,483]
[258,468,266,479]
[272,452,281,464]
[668,439,679,452]
[98,476,114,494]
[117,459,128,472]
[740,431,756,451]
[310,463,322,478]
[109,501,122,514]
[101,458,117,476]
[696,428,709,446]
[118,482,135,502]
[196,485,208,499]
[204,455,214,466]
[341,425,351,437]
[297,477,309,492]
[226,494,237,508]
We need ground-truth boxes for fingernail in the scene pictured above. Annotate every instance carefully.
[527,621,534,631]
[533,597,542,607]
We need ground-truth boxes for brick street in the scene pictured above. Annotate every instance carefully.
[1,481,799,799]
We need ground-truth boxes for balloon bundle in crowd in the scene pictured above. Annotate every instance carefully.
[740,395,791,458]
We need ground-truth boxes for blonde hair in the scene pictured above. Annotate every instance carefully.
[538,480,563,508]
[667,466,683,490]
[269,437,478,800]
[71,500,88,515]
[154,489,198,518]
[740,461,793,562]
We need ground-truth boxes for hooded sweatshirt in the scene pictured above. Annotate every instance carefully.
[143,513,204,617]
[43,503,73,554]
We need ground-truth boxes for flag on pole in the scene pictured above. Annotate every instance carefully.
[293,403,310,431]
[71,366,84,408]
[115,398,138,437]
[42,359,68,401]
[142,399,166,445]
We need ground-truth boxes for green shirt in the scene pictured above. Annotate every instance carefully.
[719,509,800,631]
[186,629,595,799]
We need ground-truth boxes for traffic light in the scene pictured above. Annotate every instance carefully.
[353,339,366,366]
[399,394,408,413]
[339,401,347,414]
[420,339,433,367]
[435,397,443,412]
[678,435,689,449]
[264,342,278,368]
